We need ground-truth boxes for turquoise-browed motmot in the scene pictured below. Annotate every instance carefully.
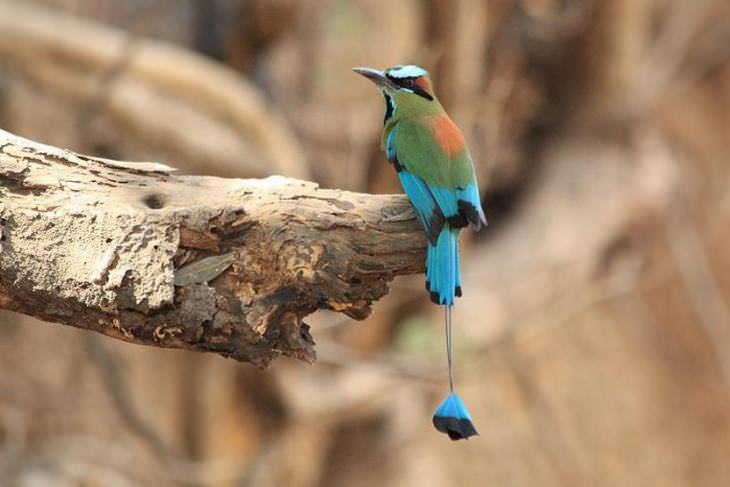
[354,65,486,440]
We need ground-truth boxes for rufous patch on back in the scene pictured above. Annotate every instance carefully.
[430,114,466,158]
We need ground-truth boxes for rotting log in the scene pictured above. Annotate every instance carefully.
[0,130,424,366]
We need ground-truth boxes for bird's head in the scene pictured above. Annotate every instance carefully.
[353,64,438,118]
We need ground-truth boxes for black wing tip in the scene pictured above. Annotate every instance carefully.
[446,213,469,229]
[457,200,487,231]
[474,211,488,230]
[433,416,479,441]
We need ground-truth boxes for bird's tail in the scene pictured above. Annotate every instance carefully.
[426,226,461,306]
[432,305,478,440]
[426,234,478,440]
[433,391,478,440]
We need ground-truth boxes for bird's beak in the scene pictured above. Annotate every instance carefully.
[352,67,395,89]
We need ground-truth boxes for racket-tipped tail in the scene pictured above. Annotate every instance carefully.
[432,392,478,441]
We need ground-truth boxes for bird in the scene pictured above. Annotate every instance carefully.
[353,64,486,440]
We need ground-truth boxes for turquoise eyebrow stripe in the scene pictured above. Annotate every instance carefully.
[387,65,427,79]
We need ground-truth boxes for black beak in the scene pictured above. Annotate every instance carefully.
[352,67,395,89]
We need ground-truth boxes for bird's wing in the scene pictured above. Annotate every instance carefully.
[392,118,485,231]
[385,125,444,244]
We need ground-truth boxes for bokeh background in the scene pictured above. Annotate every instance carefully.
[1,0,730,485]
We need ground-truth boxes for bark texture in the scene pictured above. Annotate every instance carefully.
[0,130,424,366]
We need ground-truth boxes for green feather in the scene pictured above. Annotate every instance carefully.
[389,118,476,190]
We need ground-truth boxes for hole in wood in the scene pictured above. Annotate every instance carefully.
[142,194,165,209]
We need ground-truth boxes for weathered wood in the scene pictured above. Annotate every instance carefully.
[0,130,424,366]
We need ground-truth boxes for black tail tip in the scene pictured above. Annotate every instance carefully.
[432,416,479,441]
[426,282,461,302]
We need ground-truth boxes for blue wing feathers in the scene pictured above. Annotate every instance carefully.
[386,129,397,161]
[455,183,480,209]
[456,182,487,228]
[429,187,459,218]
[398,170,443,245]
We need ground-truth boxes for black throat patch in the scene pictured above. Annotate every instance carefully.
[383,92,395,124]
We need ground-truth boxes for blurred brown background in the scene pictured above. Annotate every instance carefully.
[1,0,730,485]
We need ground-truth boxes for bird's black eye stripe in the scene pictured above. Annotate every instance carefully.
[386,74,417,88]
[385,74,433,101]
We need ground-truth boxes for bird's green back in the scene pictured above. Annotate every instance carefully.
[383,96,477,190]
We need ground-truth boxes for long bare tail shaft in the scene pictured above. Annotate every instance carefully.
[432,298,478,441]
[446,305,454,392]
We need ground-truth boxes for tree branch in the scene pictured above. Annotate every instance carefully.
[0,130,424,366]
